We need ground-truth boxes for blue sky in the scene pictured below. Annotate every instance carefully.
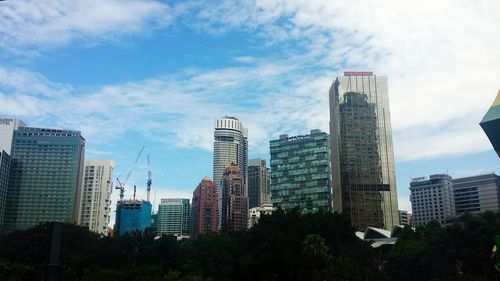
[1,0,499,214]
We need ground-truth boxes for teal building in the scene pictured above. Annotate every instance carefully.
[269,129,332,213]
[0,150,11,230]
[156,198,190,236]
[115,200,152,235]
[480,90,500,157]
[4,127,85,231]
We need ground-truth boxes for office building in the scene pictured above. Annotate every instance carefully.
[79,160,114,235]
[329,71,399,230]
[156,198,190,237]
[221,163,248,231]
[398,210,410,225]
[0,150,11,229]
[213,116,248,228]
[248,203,275,228]
[453,173,500,215]
[248,158,270,209]
[115,199,152,235]
[4,127,85,231]
[410,174,455,226]
[269,129,332,213]
[0,117,25,154]
[480,90,500,157]
[191,176,218,236]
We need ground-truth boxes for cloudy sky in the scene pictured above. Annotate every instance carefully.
[1,0,499,215]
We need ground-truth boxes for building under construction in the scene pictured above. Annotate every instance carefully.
[114,149,154,235]
[115,199,152,235]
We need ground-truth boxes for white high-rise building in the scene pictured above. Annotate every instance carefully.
[213,116,248,229]
[79,160,114,235]
[0,118,25,154]
[410,174,455,226]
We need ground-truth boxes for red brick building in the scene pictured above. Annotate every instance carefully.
[191,176,218,236]
[221,163,248,231]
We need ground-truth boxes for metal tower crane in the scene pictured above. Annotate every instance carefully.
[146,154,152,202]
[115,146,145,202]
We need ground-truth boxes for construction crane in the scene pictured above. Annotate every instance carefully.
[146,154,152,202]
[115,146,145,202]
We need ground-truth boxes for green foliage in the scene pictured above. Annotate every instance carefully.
[1,211,499,281]
[386,212,500,281]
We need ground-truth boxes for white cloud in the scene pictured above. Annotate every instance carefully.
[183,0,500,160]
[0,0,171,52]
[398,197,412,213]
[2,0,499,163]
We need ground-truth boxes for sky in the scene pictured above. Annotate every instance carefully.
[1,0,499,217]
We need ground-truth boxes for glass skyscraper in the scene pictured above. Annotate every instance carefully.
[0,150,11,230]
[156,198,190,237]
[248,158,270,209]
[4,127,85,231]
[329,72,398,230]
[269,129,332,213]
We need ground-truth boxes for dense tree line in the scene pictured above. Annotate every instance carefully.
[0,210,499,281]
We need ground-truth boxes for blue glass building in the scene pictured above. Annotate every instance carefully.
[115,200,152,235]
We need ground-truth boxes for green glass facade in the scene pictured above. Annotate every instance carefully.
[4,127,85,231]
[156,198,190,236]
[0,150,11,230]
[269,130,332,213]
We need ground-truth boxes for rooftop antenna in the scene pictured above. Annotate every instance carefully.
[147,154,152,202]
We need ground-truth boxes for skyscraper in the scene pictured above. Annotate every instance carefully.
[213,116,248,228]
[248,158,270,209]
[480,90,500,157]
[221,163,248,231]
[0,118,25,154]
[4,127,85,231]
[156,198,190,237]
[0,150,11,229]
[410,174,455,226]
[79,160,115,235]
[269,129,332,213]
[191,176,218,236]
[329,72,399,230]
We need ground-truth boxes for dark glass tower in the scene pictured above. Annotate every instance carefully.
[247,158,270,209]
[329,72,398,230]
[0,150,11,229]
[4,127,85,231]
